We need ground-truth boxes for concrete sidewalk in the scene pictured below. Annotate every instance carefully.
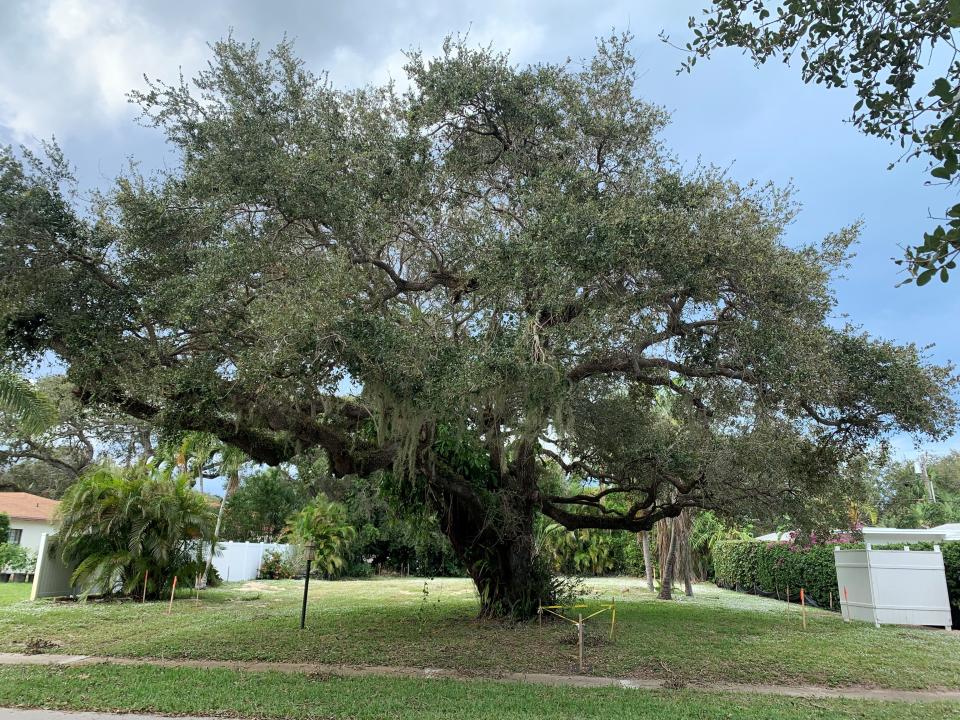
[2,652,960,704]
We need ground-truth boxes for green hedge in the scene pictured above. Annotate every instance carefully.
[713,540,960,626]
[712,540,840,607]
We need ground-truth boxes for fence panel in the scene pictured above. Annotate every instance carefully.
[835,546,951,629]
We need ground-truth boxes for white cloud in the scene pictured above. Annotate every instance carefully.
[0,0,682,142]
[0,0,205,139]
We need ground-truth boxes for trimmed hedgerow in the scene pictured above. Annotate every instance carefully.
[713,539,960,624]
[712,540,839,607]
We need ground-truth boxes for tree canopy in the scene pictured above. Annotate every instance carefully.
[678,0,960,284]
[0,35,955,616]
[0,375,152,496]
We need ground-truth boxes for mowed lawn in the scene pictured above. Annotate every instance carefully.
[0,664,956,720]
[0,582,30,606]
[1,576,958,690]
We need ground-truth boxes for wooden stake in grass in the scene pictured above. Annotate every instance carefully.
[800,588,807,630]
[842,586,849,622]
[166,576,178,615]
[609,597,616,641]
[786,585,790,609]
[141,570,149,604]
[577,613,584,673]
[829,591,833,611]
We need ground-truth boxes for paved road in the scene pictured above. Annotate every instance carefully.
[0,712,218,720]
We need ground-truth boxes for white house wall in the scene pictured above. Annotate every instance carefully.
[8,519,55,555]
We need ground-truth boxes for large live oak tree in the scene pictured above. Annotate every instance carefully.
[0,36,955,617]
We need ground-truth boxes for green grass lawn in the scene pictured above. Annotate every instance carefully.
[0,582,30,606]
[0,664,954,720]
[1,576,958,690]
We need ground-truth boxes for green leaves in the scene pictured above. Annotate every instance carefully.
[0,34,955,612]
[0,371,56,436]
[930,76,954,102]
[285,495,356,577]
[948,0,960,28]
[54,463,217,598]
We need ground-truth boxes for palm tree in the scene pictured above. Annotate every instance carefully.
[173,432,220,493]
[0,370,56,435]
[640,530,654,591]
[286,495,356,577]
[54,462,216,598]
[201,443,248,586]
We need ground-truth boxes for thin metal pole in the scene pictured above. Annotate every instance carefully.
[300,558,312,629]
[142,570,148,604]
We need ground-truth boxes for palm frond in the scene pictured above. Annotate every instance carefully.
[0,370,57,435]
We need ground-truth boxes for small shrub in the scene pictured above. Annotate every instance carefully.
[0,543,32,572]
[258,549,297,579]
[285,495,355,578]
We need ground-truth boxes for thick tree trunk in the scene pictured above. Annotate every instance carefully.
[431,444,551,619]
[641,531,654,592]
[658,519,677,601]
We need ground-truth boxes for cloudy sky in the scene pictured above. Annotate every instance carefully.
[3,0,958,462]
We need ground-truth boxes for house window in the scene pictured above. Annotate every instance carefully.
[6,529,22,545]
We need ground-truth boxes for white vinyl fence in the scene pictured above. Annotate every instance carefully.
[834,545,952,630]
[30,533,82,600]
[207,541,294,583]
[30,534,295,599]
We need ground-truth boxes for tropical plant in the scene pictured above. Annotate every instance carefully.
[197,438,248,585]
[690,510,753,580]
[535,520,628,576]
[53,462,216,598]
[0,370,55,436]
[285,495,356,578]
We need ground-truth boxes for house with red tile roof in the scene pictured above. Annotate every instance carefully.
[0,492,60,562]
